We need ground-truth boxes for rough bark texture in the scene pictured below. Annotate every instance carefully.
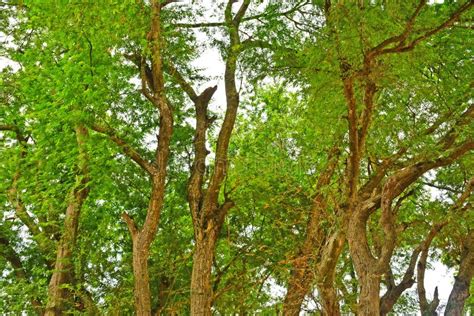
[118,1,174,314]
[317,232,345,316]
[282,148,340,315]
[191,232,219,316]
[188,1,250,314]
[337,2,474,312]
[45,126,90,316]
[445,230,474,316]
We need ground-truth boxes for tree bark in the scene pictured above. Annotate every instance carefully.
[190,233,218,316]
[445,231,474,316]
[119,1,173,314]
[282,148,340,315]
[283,261,315,316]
[358,271,382,315]
[346,204,386,316]
[132,237,152,316]
[188,1,250,313]
[45,126,90,316]
[317,231,345,316]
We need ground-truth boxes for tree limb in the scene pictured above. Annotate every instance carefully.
[91,124,156,176]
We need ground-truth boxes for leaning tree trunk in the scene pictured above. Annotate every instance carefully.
[45,126,90,316]
[445,231,474,316]
[282,147,340,315]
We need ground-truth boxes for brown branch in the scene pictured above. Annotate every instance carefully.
[343,75,360,204]
[445,230,474,315]
[380,224,443,315]
[357,66,377,155]
[91,124,156,176]
[173,0,309,29]
[199,0,248,228]
[167,62,198,102]
[369,0,426,56]
[172,21,226,28]
[376,1,473,56]
[121,212,138,238]
[233,0,251,25]
[187,85,218,232]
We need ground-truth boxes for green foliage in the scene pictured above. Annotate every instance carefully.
[1,1,473,314]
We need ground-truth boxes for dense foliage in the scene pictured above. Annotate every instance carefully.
[1,1,473,315]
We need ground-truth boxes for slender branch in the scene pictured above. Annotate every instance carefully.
[376,1,473,56]
[167,62,198,102]
[417,224,444,314]
[173,0,309,29]
[121,212,138,238]
[91,124,156,176]
[369,0,426,55]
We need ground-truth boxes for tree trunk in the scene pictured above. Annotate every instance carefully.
[132,238,152,316]
[45,126,89,316]
[319,284,341,316]
[283,262,314,316]
[445,231,474,316]
[190,232,218,316]
[45,205,77,315]
[347,212,381,316]
[357,272,381,316]
[445,278,471,316]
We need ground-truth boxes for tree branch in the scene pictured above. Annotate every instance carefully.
[376,1,473,56]
[121,212,138,238]
[91,124,156,176]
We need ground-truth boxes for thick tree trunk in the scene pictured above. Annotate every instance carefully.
[445,231,474,316]
[357,272,381,316]
[347,211,381,316]
[445,278,471,316]
[190,232,218,316]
